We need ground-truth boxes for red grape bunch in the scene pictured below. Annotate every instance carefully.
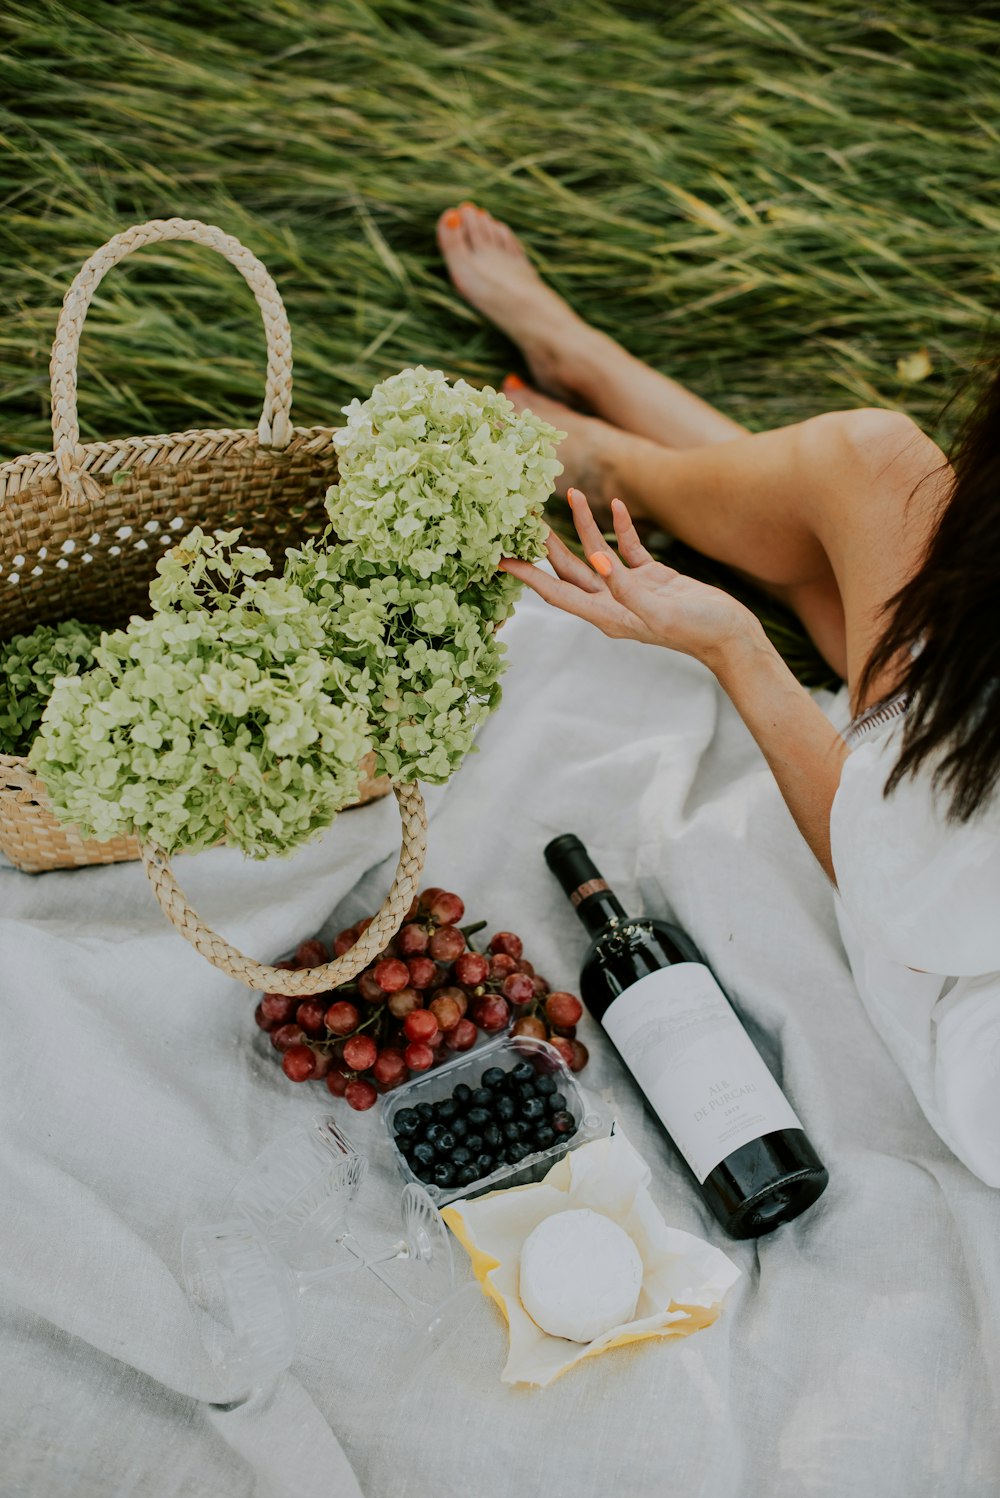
[254,887,589,1110]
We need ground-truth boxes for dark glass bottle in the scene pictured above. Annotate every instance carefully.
[545,834,829,1239]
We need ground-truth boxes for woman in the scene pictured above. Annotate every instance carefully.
[437,201,1000,1186]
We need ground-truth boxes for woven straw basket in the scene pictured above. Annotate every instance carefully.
[0,218,427,995]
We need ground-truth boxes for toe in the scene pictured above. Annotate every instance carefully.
[501,372,532,406]
[437,205,469,255]
[479,209,507,249]
[501,378,567,427]
[461,203,493,250]
[496,220,526,257]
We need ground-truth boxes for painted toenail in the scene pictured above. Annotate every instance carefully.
[503,373,525,390]
[444,210,461,228]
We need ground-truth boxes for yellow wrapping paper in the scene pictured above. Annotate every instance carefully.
[442,1132,741,1387]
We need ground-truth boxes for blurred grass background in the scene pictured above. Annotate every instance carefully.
[1,0,998,682]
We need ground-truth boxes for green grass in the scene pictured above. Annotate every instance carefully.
[1,0,998,684]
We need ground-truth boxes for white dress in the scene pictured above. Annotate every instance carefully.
[829,693,1000,1186]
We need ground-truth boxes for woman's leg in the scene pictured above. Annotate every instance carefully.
[437,204,846,668]
[437,203,746,450]
[436,204,946,690]
[503,381,851,679]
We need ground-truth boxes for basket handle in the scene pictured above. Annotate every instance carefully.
[139,784,428,995]
[49,218,294,508]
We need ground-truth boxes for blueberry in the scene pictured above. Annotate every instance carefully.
[483,1123,502,1150]
[496,1096,515,1121]
[534,1125,556,1150]
[456,1164,478,1186]
[414,1160,436,1183]
[547,1091,567,1114]
[506,1142,530,1164]
[416,1102,435,1121]
[535,1075,557,1096]
[452,1083,473,1107]
[471,1086,493,1107]
[450,1116,468,1140]
[413,1141,435,1166]
[437,1130,456,1152]
[425,1123,448,1146]
[551,1110,576,1136]
[511,1061,534,1085]
[522,1096,545,1121]
[466,1107,491,1129]
[394,1108,420,1136]
[475,1153,496,1176]
[433,1162,456,1187]
[451,1146,472,1167]
[502,1120,522,1142]
[481,1067,507,1090]
[436,1099,458,1123]
[464,1133,484,1154]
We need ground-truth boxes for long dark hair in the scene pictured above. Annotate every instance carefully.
[855,362,1000,822]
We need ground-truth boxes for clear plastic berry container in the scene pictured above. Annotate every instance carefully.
[382,1034,611,1208]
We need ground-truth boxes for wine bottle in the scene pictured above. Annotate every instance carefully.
[544,834,829,1239]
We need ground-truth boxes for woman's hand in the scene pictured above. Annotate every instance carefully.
[500,489,761,673]
[503,487,847,880]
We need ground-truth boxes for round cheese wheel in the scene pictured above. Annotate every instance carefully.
[518,1208,644,1343]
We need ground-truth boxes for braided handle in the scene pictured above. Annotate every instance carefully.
[50,218,294,507]
[140,784,428,995]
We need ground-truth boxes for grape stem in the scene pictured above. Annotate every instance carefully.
[312,1003,385,1053]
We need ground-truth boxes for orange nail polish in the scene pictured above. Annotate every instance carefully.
[503,373,525,390]
[566,487,578,506]
[444,210,461,228]
[590,552,612,577]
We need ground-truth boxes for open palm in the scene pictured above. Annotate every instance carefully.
[500,489,756,668]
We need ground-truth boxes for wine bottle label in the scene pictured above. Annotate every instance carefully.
[602,963,803,1183]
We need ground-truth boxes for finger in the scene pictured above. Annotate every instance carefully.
[611,498,654,567]
[567,487,616,564]
[544,529,604,592]
[499,558,618,625]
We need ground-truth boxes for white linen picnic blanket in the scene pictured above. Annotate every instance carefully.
[3,586,999,1498]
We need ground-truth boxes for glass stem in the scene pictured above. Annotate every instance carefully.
[295,1236,412,1298]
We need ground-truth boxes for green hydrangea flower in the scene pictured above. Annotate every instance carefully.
[30,530,370,857]
[0,619,101,756]
[286,541,513,784]
[26,369,562,854]
[327,366,561,585]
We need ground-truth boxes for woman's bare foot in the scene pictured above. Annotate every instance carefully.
[500,378,641,524]
[437,201,747,455]
[436,203,597,401]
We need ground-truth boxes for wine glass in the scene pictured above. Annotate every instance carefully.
[182,1115,472,1404]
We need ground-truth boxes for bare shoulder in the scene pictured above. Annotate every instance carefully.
[828,407,952,502]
